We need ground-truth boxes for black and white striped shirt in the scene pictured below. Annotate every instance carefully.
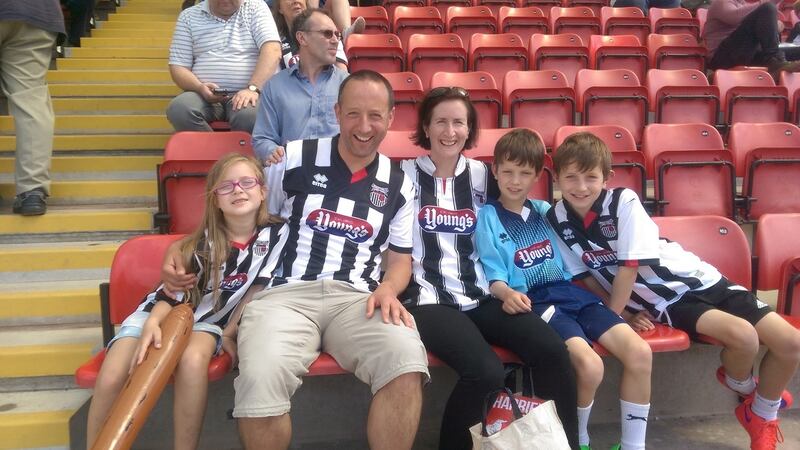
[140,224,288,328]
[547,187,722,319]
[265,136,415,293]
[401,156,493,311]
[169,0,280,91]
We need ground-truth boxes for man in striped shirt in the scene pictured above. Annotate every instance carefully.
[166,0,282,133]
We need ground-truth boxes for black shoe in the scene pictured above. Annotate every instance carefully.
[12,188,47,216]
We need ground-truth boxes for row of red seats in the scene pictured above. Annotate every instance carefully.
[77,206,800,387]
[381,68,796,146]
[376,0,612,19]
[346,32,705,89]
[353,5,700,47]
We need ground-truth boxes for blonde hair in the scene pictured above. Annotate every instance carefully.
[180,153,282,310]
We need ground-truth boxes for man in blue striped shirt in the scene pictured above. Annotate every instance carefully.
[167,0,282,133]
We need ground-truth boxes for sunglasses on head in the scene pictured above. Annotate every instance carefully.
[428,86,469,99]
[303,29,342,40]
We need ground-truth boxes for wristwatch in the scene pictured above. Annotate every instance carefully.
[248,84,261,95]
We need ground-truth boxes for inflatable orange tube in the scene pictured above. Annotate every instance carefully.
[91,304,194,450]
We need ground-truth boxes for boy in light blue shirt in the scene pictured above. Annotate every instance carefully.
[475,129,652,450]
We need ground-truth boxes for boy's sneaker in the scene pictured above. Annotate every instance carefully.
[609,445,621,450]
[579,445,592,450]
[12,188,47,216]
[735,398,784,450]
[715,366,793,409]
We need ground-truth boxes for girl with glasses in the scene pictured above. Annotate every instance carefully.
[86,153,287,450]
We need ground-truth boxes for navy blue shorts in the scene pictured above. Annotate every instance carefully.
[529,282,625,344]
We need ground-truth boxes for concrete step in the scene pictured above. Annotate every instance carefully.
[0,208,153,236]
[80,37,171,48]
[47,69,171,84]
[56,58,167,70]
[97,20,176,31]
[0,240,119,282]
[0,389,91,450]
[67,46,169,58]
[0,134,169,152]
[107,12,179,22]
[0,114,172,134]
[91,28,173,39]
[0,326,102,378]
[0,180,156,204]
[118,4,182,14]
[0,155,162,174]
[52,97,171,114]
[49,82,178,97]
[0,280,102,326]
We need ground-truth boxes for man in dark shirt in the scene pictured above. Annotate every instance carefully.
[0,0,65,215]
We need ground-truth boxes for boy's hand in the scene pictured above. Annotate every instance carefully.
[625,310,656,332]
[500,291,532,315]
[131,319,162,372]
[221,335,238,368]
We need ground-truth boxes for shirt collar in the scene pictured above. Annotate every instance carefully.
[288,61,335,80]
[415,153,468,177]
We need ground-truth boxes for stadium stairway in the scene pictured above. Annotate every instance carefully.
[0,1,179,448]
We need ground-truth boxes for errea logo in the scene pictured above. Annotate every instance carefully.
[312,173,328,189]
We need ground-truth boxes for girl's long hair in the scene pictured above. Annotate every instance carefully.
[179,153,282,310]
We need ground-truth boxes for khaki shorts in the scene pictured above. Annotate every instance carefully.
[233,279,430,418]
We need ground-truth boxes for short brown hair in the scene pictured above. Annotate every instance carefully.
[411,87,479,150]
[552,132,612,179]
[338,70,394,111]
[493,128,545,174]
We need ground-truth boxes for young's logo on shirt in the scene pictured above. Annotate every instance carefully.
[253,239,269,256]
[369,184,388,208]
[307,208,373,243]
[220,273,248,291]
[597,217,617,239]
[312,173,328,189]
[418,206,476,234]
[514,240,554,269]
[582,249,617,269]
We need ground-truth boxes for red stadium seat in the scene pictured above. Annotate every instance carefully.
[529,33,589,87]
[382,72,425,131]
[589,34,648,83]
[498,7,549,45]
[344,33,405,73]
[383,0,426,22]
[463,128,555,203]
[564,0,608,17]
[649,7,700,39]
[446,6,498,46]
[550,6,602,45]
[379,129,428,160]
[504,70,576,149]
[432,71,503,128]
[695,6,708,36]
[155,131,254,235]
[642,123,734,217]
[779,71,800,124]
[407,33,467,89]
[574,68,647,144]
[430,0,472,21]
[647,33,705,71]
[75,235,233,388]
[728,122,800,220]
[601,6,649,44]
[713,69,789,128]
[480,0,518,17]
[393,6,444,49]
[646,68,719,126]
[350,6,391,34]
[554,124,646,199]
[778,256,800,318]
[521,0,562,14]
[469,33,528,90]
